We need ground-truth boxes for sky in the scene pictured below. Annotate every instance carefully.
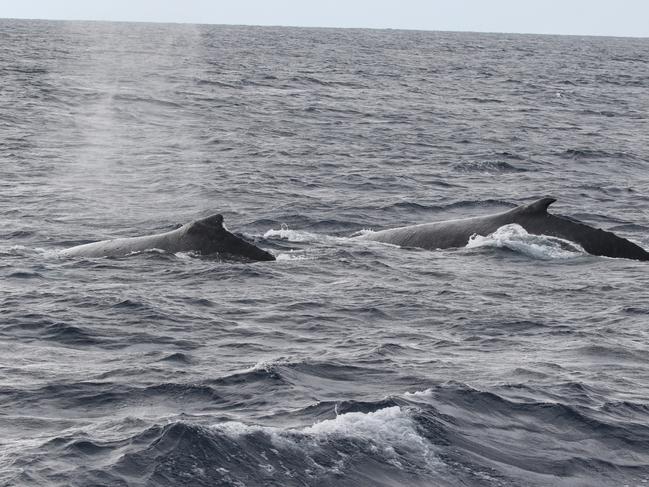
[1,0,648,38]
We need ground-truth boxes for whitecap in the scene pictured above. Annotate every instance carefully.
[211,406,439,468]
[244,356,302,373]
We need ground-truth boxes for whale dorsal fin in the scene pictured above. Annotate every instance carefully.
[199,214,224,226]
[519,197,557,214]
[188,214,225,234]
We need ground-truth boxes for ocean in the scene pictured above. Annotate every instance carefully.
[1,18,649,486]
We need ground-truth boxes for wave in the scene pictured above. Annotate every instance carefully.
[11,382,649,486]
[6,270,44,279]
[3,380,224,414]
[219,359,395,391]
[194,78,240,89]
[0,245,54,258]
[41,322,104,346]
[450,160,528,173]
[461,96,505,104]
[466,224,585,260]
[560,148,643,162]
[14,406,441,487]
[2,229,36,239]
[403,384,649,482]
[157,352,193,364]
[289,75,366,89]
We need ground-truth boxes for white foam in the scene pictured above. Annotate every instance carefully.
[404,389,434,398]
[173,251,197,260]
[466,224,585,260]
[1,245,54,258]
[353,229,377,237]
[275,251,311,261]
[8,244,29,252]
[263,226,318,243]
[263,225,351,245]
[303,406,430,458]
[142,248,167,254]
[211,406,438,469]
[245,356,302,373]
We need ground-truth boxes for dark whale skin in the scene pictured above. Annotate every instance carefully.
[362,198,649,261]
[60,214,275,261]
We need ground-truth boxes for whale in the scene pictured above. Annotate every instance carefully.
[360,197,649,261]
[60,214,275,261]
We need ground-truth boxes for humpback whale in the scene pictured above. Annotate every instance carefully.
[61,214,275,261]
[360,198,649,261]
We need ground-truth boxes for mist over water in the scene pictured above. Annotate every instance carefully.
[2,19,649,486]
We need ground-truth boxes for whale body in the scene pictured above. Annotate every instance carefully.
[361,198,649,261]
[61,214,275,261]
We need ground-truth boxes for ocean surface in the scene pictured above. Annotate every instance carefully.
[2,19,649,487]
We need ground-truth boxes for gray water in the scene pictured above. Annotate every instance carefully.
[2,19,649,487]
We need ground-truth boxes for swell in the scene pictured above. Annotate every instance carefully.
[8,382,649,487]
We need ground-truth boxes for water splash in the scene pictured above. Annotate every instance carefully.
[466,224,585,260]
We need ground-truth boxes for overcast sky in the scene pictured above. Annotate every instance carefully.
[2,0,648,37]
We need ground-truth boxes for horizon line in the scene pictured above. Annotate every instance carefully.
[1,15,648,40]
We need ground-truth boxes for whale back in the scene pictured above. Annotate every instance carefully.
[363,197,649,261]
[363,209,512,250]
[61,214,275,261]
[60,231,172,257]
